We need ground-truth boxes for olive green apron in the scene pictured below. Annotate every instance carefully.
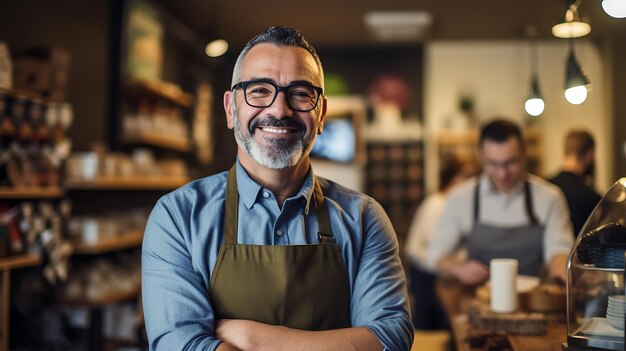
[209,165,351,330]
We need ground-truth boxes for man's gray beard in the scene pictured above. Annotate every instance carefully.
[232,107,318,169]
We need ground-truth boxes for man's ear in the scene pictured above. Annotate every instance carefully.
[317,96,327,135]
[224,91,235,129]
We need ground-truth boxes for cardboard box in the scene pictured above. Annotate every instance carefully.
[13,47,71,102]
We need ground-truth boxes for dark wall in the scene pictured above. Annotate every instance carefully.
[318,46,424,120]
[0,0,111,151]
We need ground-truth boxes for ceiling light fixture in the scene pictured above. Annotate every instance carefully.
[364,11,433,42]
[552,0,591,38]
[602,0,626,18]
[564,41,591,105]
[205,39,229,58]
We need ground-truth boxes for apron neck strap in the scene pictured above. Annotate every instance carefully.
[473,179,539,226]
[313,177,335,244]
[523,180,540,226]
[225,165,239,244]
[224,164,335,245]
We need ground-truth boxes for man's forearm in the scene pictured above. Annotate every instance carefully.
[216,319,382,351]
[436,256,460,279]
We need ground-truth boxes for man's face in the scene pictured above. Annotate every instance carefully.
[224,43,326,169]
[480,137,527,193]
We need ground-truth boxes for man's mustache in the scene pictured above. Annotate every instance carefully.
[249,117,305,134]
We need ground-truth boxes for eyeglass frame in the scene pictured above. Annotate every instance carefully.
[231,78,324,112]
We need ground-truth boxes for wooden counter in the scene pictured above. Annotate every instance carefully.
[436,280,567,351]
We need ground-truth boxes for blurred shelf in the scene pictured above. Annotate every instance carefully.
[325,95,366,117]
[0,186,64,199]
[65,176,188,190]
[437,130,480,145]
[60,285,140,308]
[122,132,191,152]
[123,79,193,107]
[71,231,144,255]
[0,87,45,101]
[0,253,41,270]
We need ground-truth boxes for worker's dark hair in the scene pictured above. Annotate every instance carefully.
[564,129,595,160]
[479,118,524,147]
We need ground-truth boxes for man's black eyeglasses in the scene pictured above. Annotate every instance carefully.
[231,79,323,112]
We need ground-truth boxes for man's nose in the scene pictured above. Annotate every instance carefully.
[266,90,294,118]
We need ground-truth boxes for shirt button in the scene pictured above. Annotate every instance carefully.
[263,191,270,198]
[276,229,283,236]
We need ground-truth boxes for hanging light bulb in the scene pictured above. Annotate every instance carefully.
[525,77,545,116]
[602,0,626,18]
[205,39,229,57]
[552,0,591,38]
[564,45,591,105]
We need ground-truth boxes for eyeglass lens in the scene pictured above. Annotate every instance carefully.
[244,82,320,111]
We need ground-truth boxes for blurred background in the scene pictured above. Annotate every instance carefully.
[0,0,625,350]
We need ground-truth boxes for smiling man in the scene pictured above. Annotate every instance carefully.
[426,119,574,286]
[142,27,413,351]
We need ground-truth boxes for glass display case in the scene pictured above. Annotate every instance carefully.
[566,178,626,350]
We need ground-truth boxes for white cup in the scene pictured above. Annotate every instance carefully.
[490,258,518,313]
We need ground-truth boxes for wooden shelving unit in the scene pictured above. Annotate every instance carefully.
[121,132,191,152]
[65,176,188,190]
[0,187,64,199]
[60,285,140,308]
[365,140,424,244]
[71,231,143,255]
[0,253,41,271]
[0,253,42,351]
[0,87,45,101]
[123,79,194,107]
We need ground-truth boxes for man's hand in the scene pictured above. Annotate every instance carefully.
[548,254,568,283]
[451,260,490,286]
[216,319,261,350]
[215,319,382,351]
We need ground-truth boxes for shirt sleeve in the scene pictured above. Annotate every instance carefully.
[543,189,575,261]
[405,195,444,268]
[142,197,222,351]
[351,198,414,351]
[426,191,465,272]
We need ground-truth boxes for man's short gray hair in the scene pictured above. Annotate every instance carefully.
[231,26,324,87]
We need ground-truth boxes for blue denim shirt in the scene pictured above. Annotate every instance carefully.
[142,160,413,350]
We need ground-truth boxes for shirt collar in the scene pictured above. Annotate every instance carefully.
[479,173,525,197]
[235,158,316,210]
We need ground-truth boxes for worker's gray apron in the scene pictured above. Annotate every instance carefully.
[466,181,545,276]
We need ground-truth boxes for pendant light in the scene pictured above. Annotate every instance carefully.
[524,27,544,117]
[602,0,626,18]
[552,0,591,38]
[564,40,591,105]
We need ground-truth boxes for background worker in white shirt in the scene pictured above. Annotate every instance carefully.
[405,154,475,329]
[426,119,574,286]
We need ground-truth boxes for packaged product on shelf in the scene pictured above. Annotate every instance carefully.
[12,47,71,102]
[0,42,11,90]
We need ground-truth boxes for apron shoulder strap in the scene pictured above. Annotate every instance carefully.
[225,164,336,245]
[313,177,335,244]
[524,180,540,226]
[473,182,480,226]
[224,165,239,244]
[474,180,540,226]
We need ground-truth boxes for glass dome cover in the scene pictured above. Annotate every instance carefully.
[566,178,626,350]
